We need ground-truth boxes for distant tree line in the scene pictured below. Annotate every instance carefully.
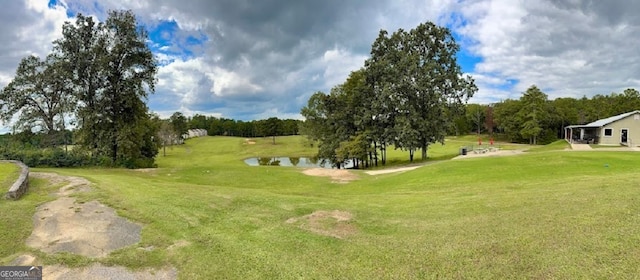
[0,112,303,164]
[155,112,302,155]
[453,86,640,145]
[157,112,301,140]
[185,114,301,138]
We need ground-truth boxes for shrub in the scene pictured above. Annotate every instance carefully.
[0,147,156,168]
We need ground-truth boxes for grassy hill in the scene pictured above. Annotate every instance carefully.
[0,161,20,190]
[2,136,640,278]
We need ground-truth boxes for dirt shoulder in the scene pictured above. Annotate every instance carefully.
[12,172,177,280]
[452,149,526,160]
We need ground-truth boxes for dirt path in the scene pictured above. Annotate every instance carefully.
[302,168,358,183]
[452,149,526,160]
[12,172,177,280]
[365,165,423,175]
[570,143,593,150]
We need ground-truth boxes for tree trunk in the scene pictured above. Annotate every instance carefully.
[382,144,387,165]
[111,141,118,163]
[421,143,428,160]
[409,149,414,162]
[373,141,379,166]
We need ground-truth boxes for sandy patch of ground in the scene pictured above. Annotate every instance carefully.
[26,197,142,258]
[133,168,157,173]
[30,172,92,196]
[244,138,256,145]
[44,264,177,280]
[27,173,141,258]
[19,172,177,279]
[286,210,356,239]
[365,165,422,175]
[302,168,358,183]
[452,149,525,160]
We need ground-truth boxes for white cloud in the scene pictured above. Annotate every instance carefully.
[155,57,263,107]
[6,0,640,126]
[152,108,223,119]
[22,0,69,55]
[321,48,367,89]
[458,0,640,102]
[0,1,70,88]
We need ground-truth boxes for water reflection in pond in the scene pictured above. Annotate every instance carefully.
[244,157,354,169]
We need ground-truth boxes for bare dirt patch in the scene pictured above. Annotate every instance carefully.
[244,138,256,145]
[45,264,177,280]
[302,168,358,183]
[452,149,525,160]
[26,197,142,258]
[133,168,157,173]
[286,210,357,239]
[365,165,422,175]
[27,173,141,258]
[30,172,92,196]
[20,172,177,279]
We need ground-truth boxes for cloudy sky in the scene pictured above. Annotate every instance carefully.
[2,0,640,127]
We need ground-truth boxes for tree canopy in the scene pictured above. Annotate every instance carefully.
[301,21,476,166]
[1,10,159,168]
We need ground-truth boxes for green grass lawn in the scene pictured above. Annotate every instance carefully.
[0,162,21,189]
[526,139,570,152]
[2,135,640,279]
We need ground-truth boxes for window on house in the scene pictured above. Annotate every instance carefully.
[635,114,639,120]
[604,128,613,137]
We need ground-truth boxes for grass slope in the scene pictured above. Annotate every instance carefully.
[0,162,21,189]
[2,136,640,279]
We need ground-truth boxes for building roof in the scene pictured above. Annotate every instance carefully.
[566,110,640,129]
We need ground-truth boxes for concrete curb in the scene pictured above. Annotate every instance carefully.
[2,160,29,200]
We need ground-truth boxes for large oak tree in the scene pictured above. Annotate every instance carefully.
[53,10,158,163]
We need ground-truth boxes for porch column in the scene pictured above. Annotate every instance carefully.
[580,128,585,140]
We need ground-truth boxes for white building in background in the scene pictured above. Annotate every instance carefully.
[183,129,208,140]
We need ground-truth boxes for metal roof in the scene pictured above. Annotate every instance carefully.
[565,110,640,129]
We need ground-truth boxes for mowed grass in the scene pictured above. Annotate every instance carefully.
[0,162,21,189]
[2,135,640,278]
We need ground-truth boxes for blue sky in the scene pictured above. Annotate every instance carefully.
[2,0,640,132]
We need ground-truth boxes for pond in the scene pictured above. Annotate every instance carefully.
[243,157,354,169]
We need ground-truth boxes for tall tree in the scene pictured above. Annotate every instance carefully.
[493,99,523,142]
[53,10,157,164]
[366,22,477,160]
[551,97,579,138]
[484,105,495,136]
[170,112,188,139]
[0,54,73,145]
[466,104,486,135]
[260,117,283,144]
[518,85,550,145]
[53,13,106,152]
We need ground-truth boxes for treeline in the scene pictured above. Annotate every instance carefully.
[0,114,302,165]
[301,22,476,168]
[453,86,640,144]
[185,114,301,137]
[156,113,302,155]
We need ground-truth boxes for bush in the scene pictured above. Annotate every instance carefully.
[0,147,156,168]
